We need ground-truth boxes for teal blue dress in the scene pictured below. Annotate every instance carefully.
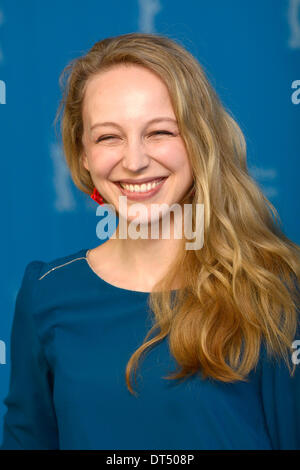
[0,248,299,450]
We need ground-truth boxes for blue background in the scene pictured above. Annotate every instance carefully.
[0,0,299,443]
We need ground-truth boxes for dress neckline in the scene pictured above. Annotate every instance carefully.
[81,248,180,295]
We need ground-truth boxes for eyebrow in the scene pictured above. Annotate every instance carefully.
[90,117,178,131]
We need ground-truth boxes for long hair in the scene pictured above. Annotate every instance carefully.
[55,32,300,396]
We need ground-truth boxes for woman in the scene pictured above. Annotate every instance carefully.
[1,33,299,450]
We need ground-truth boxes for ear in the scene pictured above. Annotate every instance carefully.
[81,151,89,172]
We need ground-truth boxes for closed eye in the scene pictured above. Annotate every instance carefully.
[96,130,175,143]
[149,131,175,137]
[96,135,118,143]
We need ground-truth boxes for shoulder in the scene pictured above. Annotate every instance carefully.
[21,248,88,280]
[18,248,88,306]
[14,248,90,335]
[37,248,88,282]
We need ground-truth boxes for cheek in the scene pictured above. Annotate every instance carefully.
[158,141,190,172]
[86,147,119,176]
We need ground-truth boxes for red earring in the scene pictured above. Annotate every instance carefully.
[90,187,104,205]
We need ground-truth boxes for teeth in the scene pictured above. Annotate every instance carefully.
[120,178,163,192]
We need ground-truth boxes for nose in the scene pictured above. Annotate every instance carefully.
[121,136,150,173]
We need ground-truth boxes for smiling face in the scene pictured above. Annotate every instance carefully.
[81,64,194,225]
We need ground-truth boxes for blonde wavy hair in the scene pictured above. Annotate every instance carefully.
[55,32,300,396]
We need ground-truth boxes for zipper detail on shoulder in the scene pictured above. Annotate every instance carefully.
[38,256,87,280]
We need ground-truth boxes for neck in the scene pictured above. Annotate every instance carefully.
[108,211,186,290]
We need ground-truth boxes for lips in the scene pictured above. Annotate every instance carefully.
[117,176,167,185]
[114,176,168,200]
